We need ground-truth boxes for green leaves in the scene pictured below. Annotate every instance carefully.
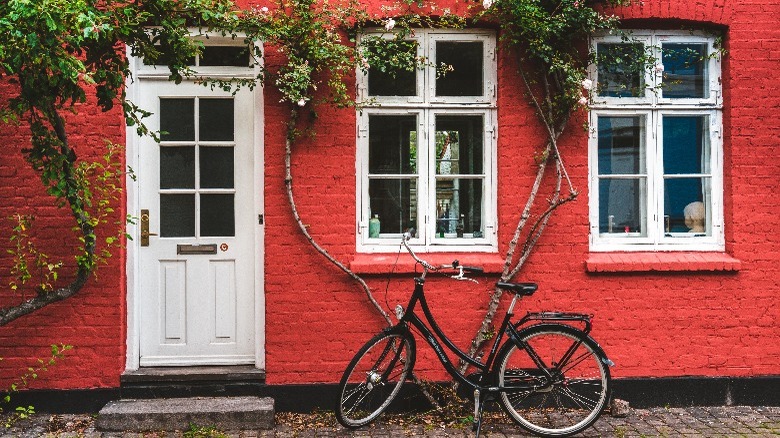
[481,0,632,127]
[0,344,71,426]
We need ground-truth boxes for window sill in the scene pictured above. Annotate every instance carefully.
[585,252,741,273]
[350,253,507,275]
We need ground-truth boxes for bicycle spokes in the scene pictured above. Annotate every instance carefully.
[499,326,610,437]
[336,333,415,428]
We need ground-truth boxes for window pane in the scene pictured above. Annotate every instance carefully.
[160,98,195,141]
[598,116,645,175]
[367,40,417,96]
[201,194,235,237]
[663,116,709,175]
[435,115,484,175]
[664,178,709,235]
[160,146,195,189]
[200,146,234,189]
[143,47,195,66]
[161,194,195,237]
[368,115,417,174]
[596,43,645,98]
[199,98,234,141]
[200,45,251,67]
[598,179,646,236]
[436,178,483,238]
[662,43,708,99]
[368,179,416,236]
[435,41,483,97]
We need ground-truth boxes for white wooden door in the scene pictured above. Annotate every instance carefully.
[137,80,257,366]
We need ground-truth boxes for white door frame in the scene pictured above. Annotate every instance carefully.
[124,39,265,371]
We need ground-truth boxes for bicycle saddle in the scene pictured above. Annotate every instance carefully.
[496,281,538,296]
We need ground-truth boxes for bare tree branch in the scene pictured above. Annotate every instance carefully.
[283,113,391,325]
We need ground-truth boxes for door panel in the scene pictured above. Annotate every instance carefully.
[138,81,257,366]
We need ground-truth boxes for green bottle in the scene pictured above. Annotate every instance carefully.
[369,214,380,238]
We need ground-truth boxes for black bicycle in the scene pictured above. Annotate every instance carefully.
[335,234,613,437]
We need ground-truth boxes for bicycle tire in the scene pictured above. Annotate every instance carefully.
[335,330,416,428]
[497,324,611,437]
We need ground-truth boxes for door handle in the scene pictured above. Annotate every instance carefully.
[140,209,158,247]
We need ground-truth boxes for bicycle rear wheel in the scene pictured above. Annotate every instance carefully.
[335,330,415,428]
[497,324,611,437]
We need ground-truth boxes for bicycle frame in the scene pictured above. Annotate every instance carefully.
[389,274,595,399]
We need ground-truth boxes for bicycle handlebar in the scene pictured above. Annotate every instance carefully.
[401,232,483,280]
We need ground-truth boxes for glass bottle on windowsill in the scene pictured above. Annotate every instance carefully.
[369,214,380,238]
[456,214,464,238]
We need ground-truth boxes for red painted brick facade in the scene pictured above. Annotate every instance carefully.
[1,0,778,391]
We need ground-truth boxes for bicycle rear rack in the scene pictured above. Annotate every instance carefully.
[518,311,593,333]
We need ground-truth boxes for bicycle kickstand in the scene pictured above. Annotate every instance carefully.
[472,389,486,438]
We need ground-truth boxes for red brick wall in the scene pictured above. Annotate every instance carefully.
[1,0,779,390]
[0,87,127,389]
[262,0,780,384]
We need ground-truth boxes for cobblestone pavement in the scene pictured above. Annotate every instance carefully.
[2,406,779,437]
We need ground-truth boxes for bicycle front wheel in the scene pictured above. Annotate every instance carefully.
[497,324,611,437]
[335,330,415,428]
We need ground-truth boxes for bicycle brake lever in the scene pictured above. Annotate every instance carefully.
[451,267,479,283]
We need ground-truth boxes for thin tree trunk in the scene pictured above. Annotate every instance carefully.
[458,59,579,373]
[283,115,390,325]
[283,110,445,411]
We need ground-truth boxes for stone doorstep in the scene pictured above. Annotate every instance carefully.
[96,396,274,432]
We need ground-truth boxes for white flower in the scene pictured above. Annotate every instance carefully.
[297,99,307,107]
[260,6,269,13]
[578,95,588,106]
[384,18,396,31]
[581,78,593,90]
[655,64,665,73]
[483,0,494,8]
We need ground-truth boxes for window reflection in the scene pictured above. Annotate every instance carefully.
[596,43,646,98]
[597,116,647,236]
[662,43,708,99]
[435,115,484,238]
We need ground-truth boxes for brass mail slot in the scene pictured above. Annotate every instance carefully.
[177,244,218,255]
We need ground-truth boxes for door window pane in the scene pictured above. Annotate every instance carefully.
[435,178,483,238]
[368,115,417,174]
[160,194,195,237]
[663,116,709,174]
[199,99,234,141]
[368,179,416,236]
[200,146,234,189]
[160,146,195,189]
[160,98,195,141]
[598,179,646,236]
[662,43,708,99]
[598,116,646,175]
[435,115,483,175]
[200,194,235,237]
[367,40,418,96]
[664,178,709,235]
[596,43,646,98]
[435,41,483,97]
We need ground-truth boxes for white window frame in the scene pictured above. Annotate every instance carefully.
[589,30,723,252]
[135,30,256,79]
[356,29,497,253]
